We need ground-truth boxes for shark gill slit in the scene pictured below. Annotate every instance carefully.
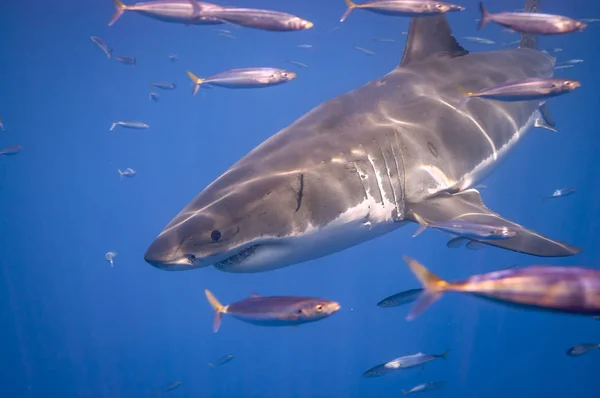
[295,173,305,212]
[350,161,369,200]
[375,138,399,218]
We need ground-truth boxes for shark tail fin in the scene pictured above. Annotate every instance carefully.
[402,256,450,321]
[205,289,226,333]
[340,0,357,23]
[109,0,127,26]
[186,70,204,96]
[477,2,492,30]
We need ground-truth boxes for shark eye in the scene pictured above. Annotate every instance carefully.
[210,230,222,242]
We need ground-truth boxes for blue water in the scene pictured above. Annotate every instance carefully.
[2,0,600,396]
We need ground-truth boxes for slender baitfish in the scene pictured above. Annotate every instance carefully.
[457,78,580,106]
[403,382,447,395]
[91,36,112,59]
[204,290,340,332]
[566,344,600,357]
[341,0,465,23]
[354,45,376,55]
[287,60,309,68]
[297,44,313,49]
[554,65,575,70]
[372,37,396,43]
[115,56,136,66]
[209,354,234,368]
[108,0,225,26]
[149,92,160,102]
[363,350,449,377]
[0,144,22,156]
[403,256,600,321]
[218,32,236,39]
[118,168,136,180]
[157,381,182,395]
[168,53,178,62]
[478,2,587,35]
[109,121,149,131]
[413,214,517,240]
[0,116,5,131]
[151,81,176,90]
[186,68,296,95]
[463,36,495,45]
[190,1,313,32]
[564,59,584,65]
[546,188,576,199]
[377,288,423,308]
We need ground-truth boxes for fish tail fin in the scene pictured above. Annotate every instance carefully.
[402,390,408,396]
[477,2,491,30]
[186,70,204,96]
[340,0,357,23]
[411,213,429,238]
[109,122,117,131]
[403,256,449,321]
[107,49,112,60]
[437,349,450,359]
[118,169,124,180]
[109,0,127,26]
[456,85,473,109]
[205,289,225,333]
[208,363,215,368]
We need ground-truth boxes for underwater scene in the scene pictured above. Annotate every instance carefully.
[1,0,600,396]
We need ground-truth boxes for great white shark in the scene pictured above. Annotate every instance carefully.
[144,0,581,272]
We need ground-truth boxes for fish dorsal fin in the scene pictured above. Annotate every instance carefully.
[249,292,261,298]
[400,15,468,67]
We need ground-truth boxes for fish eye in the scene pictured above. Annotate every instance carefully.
[316,305,323,312]
[565,81,572,85]
[297,309,303,314]
[282,72,288,77]
[210,230,222,242]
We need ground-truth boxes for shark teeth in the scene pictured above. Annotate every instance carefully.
[214,245,259,270]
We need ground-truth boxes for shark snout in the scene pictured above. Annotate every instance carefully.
[144,233,195,271]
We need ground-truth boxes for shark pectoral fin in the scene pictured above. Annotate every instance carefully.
[408,190,582,257]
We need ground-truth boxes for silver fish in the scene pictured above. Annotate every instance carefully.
[218,32,236,39]
[115,55,136,66]
[91,36,112,59]
[287,60,309,68]
[414,214,517,240]
[151,81,177,89]
[564,59,584,64]
[186,68,296,94]
[554,64,575,70]
[168,53,178,61]
[297,44,313,49]
[354,45,376,55]
[478,2,587,35]
[209,353,234,368]
[463,36,495,45]
[547,188,576,199]
[341,0,465,23]
[0,116,5,131]
[566,344,600,357]
[458,78,580,104]
[118,168,136,179]
[363,351,449,377]
[552,48,563,52]
[372,37,396,43]
[377,288,423,307]
[109,121,149,131]
[109,0,225,26]
[0,145,21,156]
[157,381,182,395]
[403,381,447,395]
[105,251,117,267]
[149,92,160,102]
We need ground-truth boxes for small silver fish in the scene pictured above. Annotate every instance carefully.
[118,168,136,180]
[372,37,396,43]
[157,381,182,395]
[209,354,234,368]
[354,45,376,55]
[546,188,576,199]
[341,0,465,23]
[217,29,231,34]
[554,64,575,70]
[151,81,177,90]
[218,32,236,39]
[363,351,449,377]
[297,44,313,49]
[463,36,495,45]
[478,2,587,35]
[402,381,447,395]
[168,53,178,62]
[552,48,563,52]
[91,36,112,59]
[458,78,580,105]
[109,121,150,131]
[413,214,517,241]
[116,55,136,66]
[149,92,160,102]
[105,251,117,267]
[109,0,225,26]
[502,39,521,46]
[287,60,309,68]
[564,59,584,64]
[377,288,423,307]
[0,116,5,131]
[566,344,600,357]
[186,68,296,94]
[0,144,22,156]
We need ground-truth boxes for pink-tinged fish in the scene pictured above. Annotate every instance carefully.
[204,290,340,332]
[0,144,22,156]
[478,2,587,35]
[190,1,313,32]
[186,68,296,95]
[403,256,600,320]
[458,78,580,106]
[108,0,224,26]
[91,36,112,59]
[340,0,465,23]
[115,55,136,66]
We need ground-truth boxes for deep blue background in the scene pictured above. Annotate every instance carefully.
[1,0,600,396]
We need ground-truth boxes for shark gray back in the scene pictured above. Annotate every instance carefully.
[145,0,580,273]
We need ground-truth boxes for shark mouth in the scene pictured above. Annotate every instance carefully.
[214,244,259,270]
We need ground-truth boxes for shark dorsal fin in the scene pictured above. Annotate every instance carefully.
[399,15,468,67]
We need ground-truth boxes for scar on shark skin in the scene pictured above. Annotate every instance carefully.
[295,173,305,212]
